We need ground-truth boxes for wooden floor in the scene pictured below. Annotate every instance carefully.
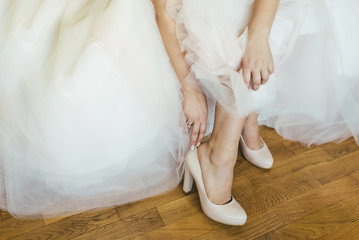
[1,127,359,240]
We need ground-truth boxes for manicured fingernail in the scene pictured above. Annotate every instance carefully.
[191,145,195,151]
[196,142,201,148]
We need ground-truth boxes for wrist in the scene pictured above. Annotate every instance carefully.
[182,83,198,95]
[181,72,201,93]
[247,27,270,42]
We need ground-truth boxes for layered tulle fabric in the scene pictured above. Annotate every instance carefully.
[0,0,188,218]
[169,0,359,146]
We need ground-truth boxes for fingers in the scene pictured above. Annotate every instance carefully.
[197,122,207,145]
[242,64,268,90]
[252,70,261,91]
[236,62,242,72]
[263,61,274,85]
[242,67,251,88]
[261,69,269,85]
[187,120,206,150]
[186,120,194,131]
[190,122,200,150]
[268,63,274,75]
[242,66,272,90]
[241,54,274,90]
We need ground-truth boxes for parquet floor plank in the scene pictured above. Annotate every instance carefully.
[265,193,359,240]
[116,187,184,219]
[8,207,120,240]
[317,219,359,240]
[0,218,44,239]
[282,140,312,155]
[44,216,66,226]
[236,170,322,215]
[352,169,359,181]
[245,148,334,187]
[192,209,283,240]
[133,213,222,240]
[231,174,256,198]
[309,151,359,184]
[273,175,359,224]
[71,208,164,240]
[0,210,12,221]
[321,137,359,158]
[157,193,201,226]
[254,236,271,240]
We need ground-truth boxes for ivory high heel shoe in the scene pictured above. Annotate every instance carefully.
[183,149,247,226]
[240,136,273,169]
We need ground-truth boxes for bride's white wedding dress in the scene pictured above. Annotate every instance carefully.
[1,0,358,219]
[171,0,359,146]
[0,0,188,218]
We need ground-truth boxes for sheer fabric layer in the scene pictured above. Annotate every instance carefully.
[0,0,188,218]
[168,0,359,146]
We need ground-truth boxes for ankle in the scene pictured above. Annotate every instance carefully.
[198,142,237,168]
[242,125,259,137]
[210,151,236,169]
[241,129,263,150]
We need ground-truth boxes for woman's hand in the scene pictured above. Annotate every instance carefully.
[182,84,207,150]
[152,0,207,149]
[240,37,274,91]
[239,0,279,90]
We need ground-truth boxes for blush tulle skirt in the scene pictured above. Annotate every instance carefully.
[171,0,359,146]
[0,0,189,218]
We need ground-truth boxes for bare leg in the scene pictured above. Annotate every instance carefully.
[197,105,245,204]
[241,113,263,150]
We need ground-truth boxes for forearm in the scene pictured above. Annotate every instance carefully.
[248,0,279,41]
[152,0,192,92]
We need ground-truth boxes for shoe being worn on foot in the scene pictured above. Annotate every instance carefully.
[240,136,273,169]
[183,149,247,226]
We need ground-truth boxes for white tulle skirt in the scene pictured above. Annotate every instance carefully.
[172,0,359,146]
[0,0,189,218]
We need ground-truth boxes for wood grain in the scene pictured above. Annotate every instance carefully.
[309,151,359,184]
[133,213,222,240]
[9,208,120,240]
[321,137,359,158]
[0,218,44,239]
[245,148,333,187]
[193,209,283,240]
[0,129,358,240]
[318,219,359,240]
[0,210,12,221]
[273,176,359,224]
[266,194,359,240]
[352,169,359,181]
[72,208,164,240]
[116,187,184,219]
[237,170,322,215]
[157,193,201,225]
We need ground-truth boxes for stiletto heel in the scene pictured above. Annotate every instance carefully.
[183,166,194,194]
[184,149,247,226]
